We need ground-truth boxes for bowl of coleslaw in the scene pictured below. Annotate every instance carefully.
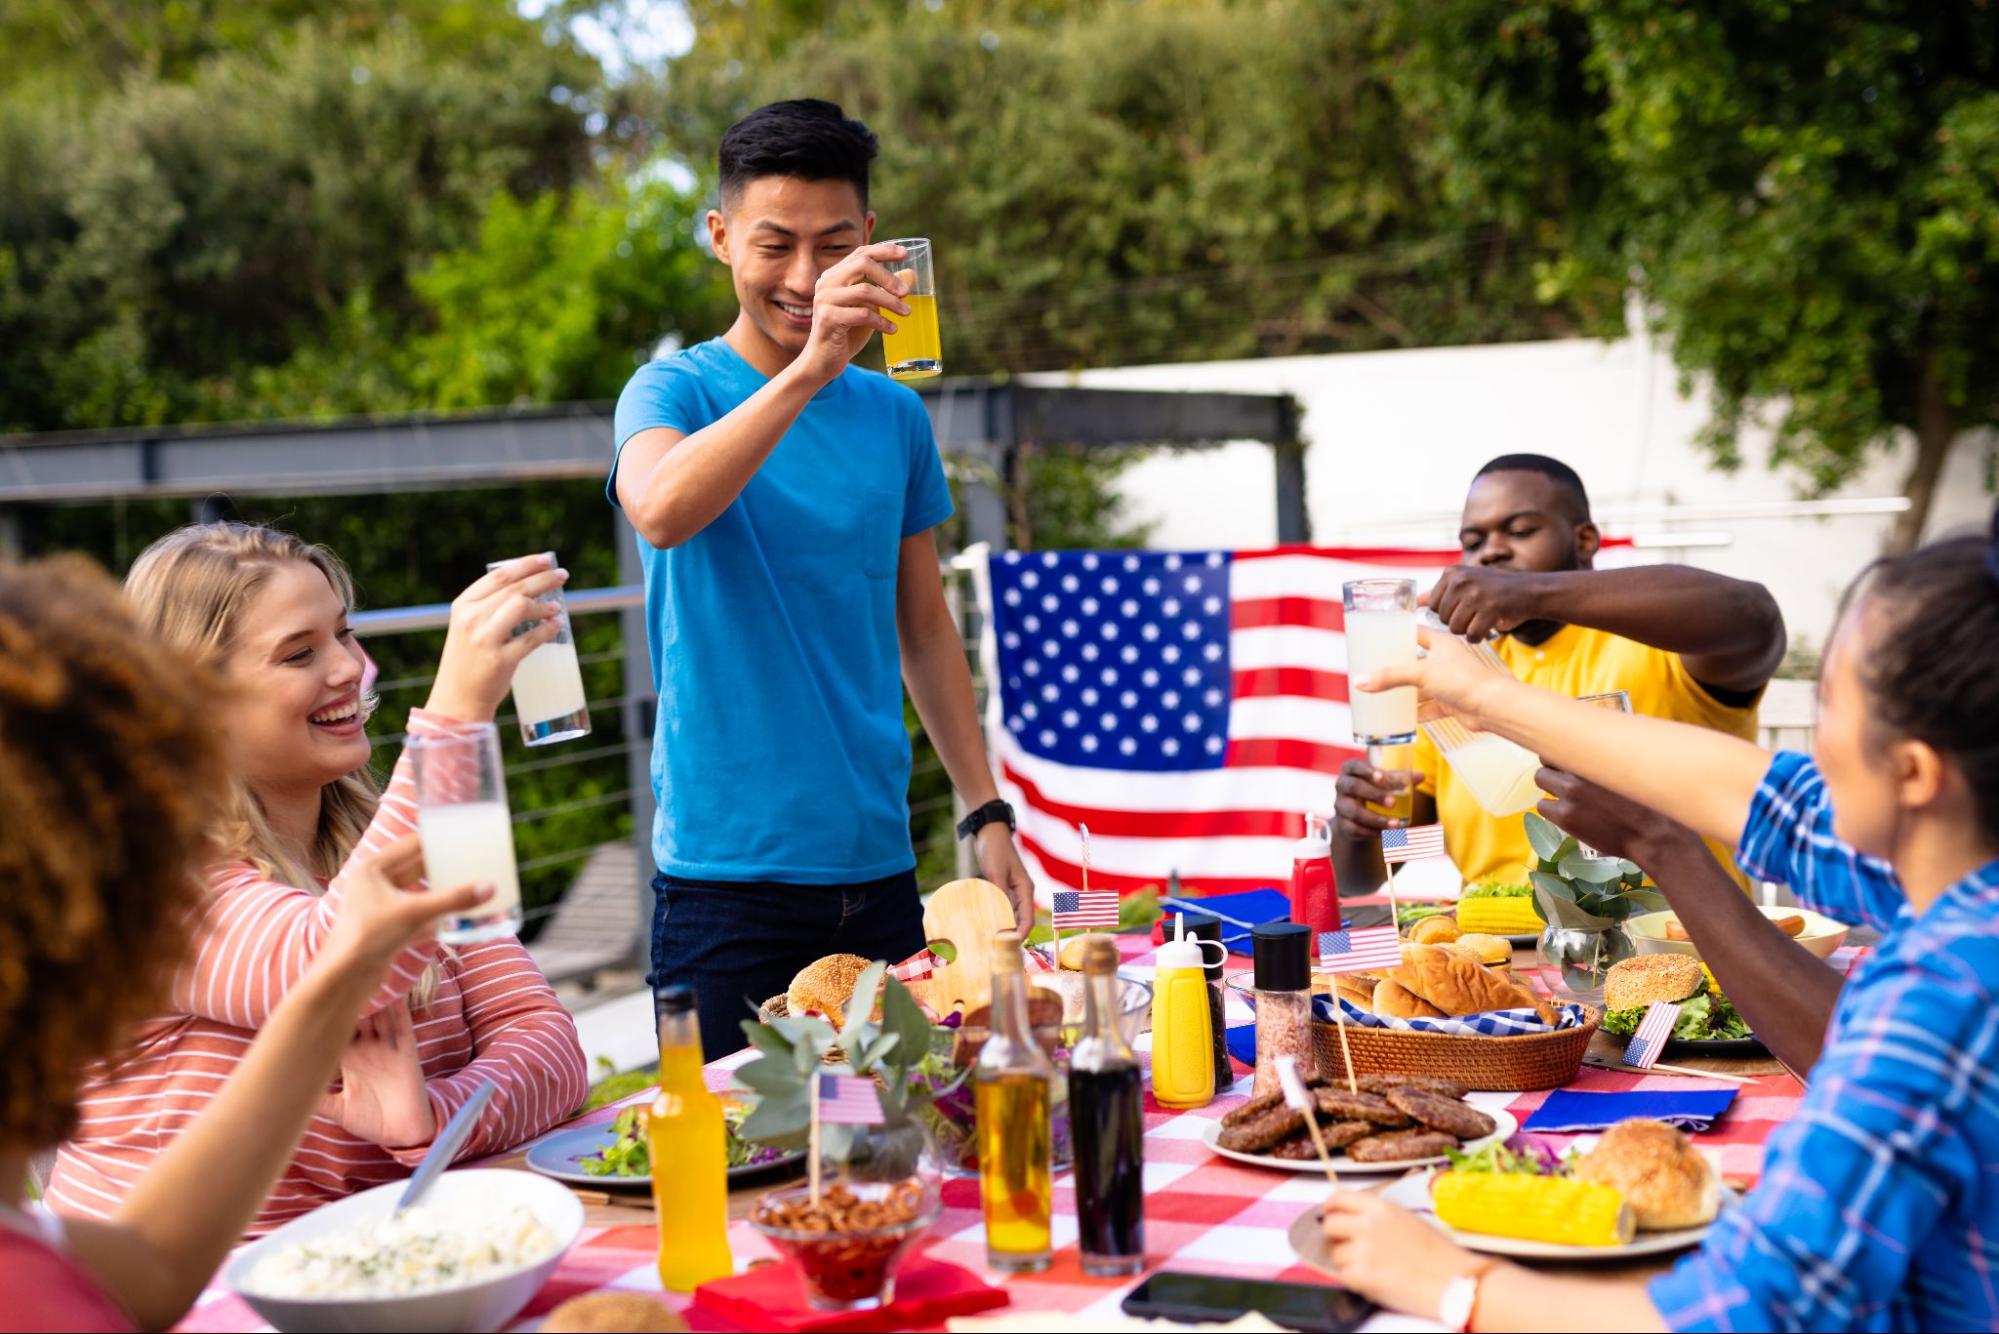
[225,1168,583,1332]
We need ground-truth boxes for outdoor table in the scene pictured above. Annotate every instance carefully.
[178,934,1835,1333]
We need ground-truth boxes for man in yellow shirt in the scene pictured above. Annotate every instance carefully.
[1331,454,1786,894]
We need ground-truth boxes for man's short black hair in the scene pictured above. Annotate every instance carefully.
[1473,453,1592,523]
[719,99,878,209]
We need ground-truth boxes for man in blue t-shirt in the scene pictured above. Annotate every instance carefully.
[609,99,1035,1054]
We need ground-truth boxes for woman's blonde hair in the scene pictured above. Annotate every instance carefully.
[125,522,380,888]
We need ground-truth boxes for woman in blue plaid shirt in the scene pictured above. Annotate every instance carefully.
[1323,511,1999,1334]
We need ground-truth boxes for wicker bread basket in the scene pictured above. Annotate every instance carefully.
[1310,1007,1600,1092]
[759,994,854,1064]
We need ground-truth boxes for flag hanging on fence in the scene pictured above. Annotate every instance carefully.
[1052,889,1120,930]
[816,1074,885,1125]
[977,546,1460,900]
[1382,824,1448,865]
[1622,1002,1682,1071]
[1317,925,1405,975]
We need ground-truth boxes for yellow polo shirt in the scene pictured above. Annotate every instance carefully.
[1409,623,1760,890]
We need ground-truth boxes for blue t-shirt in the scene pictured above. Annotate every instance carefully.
[609,338,954,882]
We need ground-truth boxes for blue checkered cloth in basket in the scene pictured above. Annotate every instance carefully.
[1312,993,1588,1035]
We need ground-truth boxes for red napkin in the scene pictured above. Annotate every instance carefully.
[689,1253,1007,1333]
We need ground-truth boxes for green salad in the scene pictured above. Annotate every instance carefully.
[1600,988,1753,1042]
[1461,882,1532,899]
[578,1104,786,1177]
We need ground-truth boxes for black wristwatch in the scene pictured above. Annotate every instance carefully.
[956,798,1016,842]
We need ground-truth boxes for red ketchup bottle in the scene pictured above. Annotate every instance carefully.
[1288,814,1339,936]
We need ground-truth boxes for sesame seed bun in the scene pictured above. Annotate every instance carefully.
[785,953,873,1027]
[540,1293,687,1333]
[1574,1118,1719,1230]
[1602,955,1705,1012]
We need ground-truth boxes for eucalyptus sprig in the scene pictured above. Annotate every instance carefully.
[732,961,966,1165]
[1523,811,1668,931]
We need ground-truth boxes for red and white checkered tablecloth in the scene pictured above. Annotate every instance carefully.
[176,935,1812,1332]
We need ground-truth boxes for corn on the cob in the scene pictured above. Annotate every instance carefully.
[1431,1171,1634,1246]
[1455,896,1543,936]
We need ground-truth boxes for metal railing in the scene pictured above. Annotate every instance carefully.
[349,573,982,968]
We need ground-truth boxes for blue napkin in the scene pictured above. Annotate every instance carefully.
[1226,1023,1259,1067]
[1522,1088,1739,1134]
[1163,889,1295,952]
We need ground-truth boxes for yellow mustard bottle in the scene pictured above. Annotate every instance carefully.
[1149,914,1218,1108]
[650,984,734,1291]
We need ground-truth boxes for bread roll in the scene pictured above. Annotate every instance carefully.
[1372,977,1447,1019]
[1407,915,1462,945]
[1574,1118,1720,1230]
[1603,955,1704,1012]
[1058,932,1112,971]
[785,953,872,1026]
[1387,944,1551,1021]
[541,1293,687,1333]
[1335,973,1379,1011]
[1454,933,1513,967]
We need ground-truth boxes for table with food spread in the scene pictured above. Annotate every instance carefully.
[179,911,1853,1334]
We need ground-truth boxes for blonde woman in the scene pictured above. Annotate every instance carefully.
[46,523,589,1234]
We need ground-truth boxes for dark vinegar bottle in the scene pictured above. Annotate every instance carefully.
[1068,936,1145,1275]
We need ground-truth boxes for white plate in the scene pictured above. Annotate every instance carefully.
[1375,1170,1734,1258]
[1199,1106,1517,1175]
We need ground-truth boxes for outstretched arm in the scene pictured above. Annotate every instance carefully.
[1426,564,1786,693]
[1358,626,1771,847]
[1534,769,1842,1072]
[64,843,489,1332]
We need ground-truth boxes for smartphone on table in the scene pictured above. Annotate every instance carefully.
[1121,1270,1377,1333]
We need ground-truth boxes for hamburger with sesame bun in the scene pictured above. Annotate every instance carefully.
[1600,955,1752,1042]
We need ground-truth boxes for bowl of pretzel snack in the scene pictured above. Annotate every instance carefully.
[749,1178,940,1312]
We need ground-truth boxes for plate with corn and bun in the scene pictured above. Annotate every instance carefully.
[1288,1118,1735,1266]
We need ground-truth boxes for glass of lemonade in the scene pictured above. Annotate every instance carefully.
[487,552,590,747]
[410,722,523,943]
[879,237,941,381]
[1342,578,1419,745]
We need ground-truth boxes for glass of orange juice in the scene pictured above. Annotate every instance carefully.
[880,238,941,380]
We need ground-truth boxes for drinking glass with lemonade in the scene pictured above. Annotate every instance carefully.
[410,723,523,943]
[879,238,941,381]
[486,552,590,747]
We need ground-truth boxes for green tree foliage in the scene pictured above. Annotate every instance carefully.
[1395,1,1999,551]
[659,0,1590,378]
[0,6,637,432]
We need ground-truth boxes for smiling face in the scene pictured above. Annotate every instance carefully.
[218,560,370,799]
[708,174,874,370]
[1458,470,1599,573]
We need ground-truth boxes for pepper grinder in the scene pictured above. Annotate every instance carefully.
[1250,922,1316,1098]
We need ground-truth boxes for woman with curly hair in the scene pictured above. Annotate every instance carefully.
[46,523,588,1234]
[0,556,495,1331]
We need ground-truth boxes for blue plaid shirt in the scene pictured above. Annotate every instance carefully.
[1649,752,1999,1332]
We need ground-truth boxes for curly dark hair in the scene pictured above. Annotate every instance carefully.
[0,556,229,1147]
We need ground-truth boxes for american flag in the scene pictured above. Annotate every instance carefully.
[1381,824,1447,865]
[816,1074,884,1126]
[1317,925,1405,975]
[979,546,1461,900]
[1623,1001,1682,1070]
[1052,889,1119,930]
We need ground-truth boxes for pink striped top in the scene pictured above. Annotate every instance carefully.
[46,711,589,1235]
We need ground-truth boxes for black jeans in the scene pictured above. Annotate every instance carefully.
[648,869,927,1059]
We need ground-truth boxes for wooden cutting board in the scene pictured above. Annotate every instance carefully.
[918,877,1018,1018]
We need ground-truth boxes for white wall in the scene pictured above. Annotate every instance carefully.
[1030,330,1993,651]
